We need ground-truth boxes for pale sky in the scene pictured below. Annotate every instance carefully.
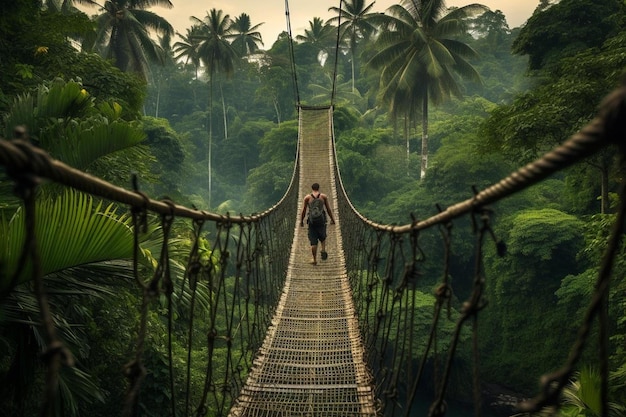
[145,0,539,47]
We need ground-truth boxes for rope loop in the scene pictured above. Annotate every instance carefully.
[159,198,177,296]
[428,399,447,417]
[161,197,176,223]
[41,340,75,367]
[518,370,569,412]
[598,81,626,151]
[130,174,149,234]
[436,214,454,318]
[434,283,451,303]
[477,205,506,256]
[196,406,208,417]
[123,358,146,380]
[7,132,44,200]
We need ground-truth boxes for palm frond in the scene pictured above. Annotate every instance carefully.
[90,1,174,76]
[0,189,139,291]
[129,8,174,37]
[1,93,36,138]
[131,0,173,9]
[3,80,91,140]
[49,119,145,170]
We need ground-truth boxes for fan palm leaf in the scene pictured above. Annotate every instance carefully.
[51,111,145,170]
[2,80,90,139]
[0,189,140,291]
[2,80,146,170]
[560,366,626,417]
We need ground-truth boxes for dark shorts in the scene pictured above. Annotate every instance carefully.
[308,223,327,246]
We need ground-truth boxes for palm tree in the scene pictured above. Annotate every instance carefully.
[190,9,238,207]
[173,26,203,79]
[89,0,174,78]
[309,73,367,110]
[230,13,264,57]
[295,17,336,66]
[368,0,486,179]
[328,0,378,92]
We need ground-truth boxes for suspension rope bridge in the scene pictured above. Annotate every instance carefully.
[1,0,625,415]
[0,82,624,416]
[230,106,377,416]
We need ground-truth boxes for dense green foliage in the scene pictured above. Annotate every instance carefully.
[1,0,626,415]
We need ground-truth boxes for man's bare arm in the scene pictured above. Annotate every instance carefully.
[324,195,335,224]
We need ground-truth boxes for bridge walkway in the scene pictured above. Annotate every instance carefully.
[229,107,377,416]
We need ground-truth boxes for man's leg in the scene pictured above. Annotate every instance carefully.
[308,227,318,264]
[320,225,328,260]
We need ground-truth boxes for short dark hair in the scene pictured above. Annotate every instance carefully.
[311,183,320,190]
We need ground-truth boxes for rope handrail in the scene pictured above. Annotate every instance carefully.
[0,131,301,416]
[338,82,626,233]
[284,0,344,108]
[284,0,300,108]
[330,0,344,106]
[0,135,295,223]
[332,83,626,417]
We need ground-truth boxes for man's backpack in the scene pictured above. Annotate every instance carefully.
[308,194,326,225]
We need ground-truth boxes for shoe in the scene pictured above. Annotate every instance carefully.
[321,251,328,260]
[310,260,317,265]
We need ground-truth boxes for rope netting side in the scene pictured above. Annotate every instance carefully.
[0,140,300,417]
[333,83,626,417]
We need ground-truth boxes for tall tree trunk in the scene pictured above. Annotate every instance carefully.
[600,163,609,214]
[404,113,409,177]
[350,32,357,93]
[193,66,199,110]
[273,98,281,126]
[154,79,160,118]
[420,94,429,180]
[208,75,213,208]
[590,154,612,214]
[220,82,228,140]
[351,49,355,93]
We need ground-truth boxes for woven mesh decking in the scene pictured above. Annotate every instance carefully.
[229,107,377,416]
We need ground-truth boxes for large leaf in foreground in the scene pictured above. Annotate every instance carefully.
[0,189,136,290]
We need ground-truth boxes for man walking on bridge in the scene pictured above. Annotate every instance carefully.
[300,183,335,265]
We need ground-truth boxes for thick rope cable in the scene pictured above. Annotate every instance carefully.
[330,0,344,106]
[403,221,452,417]
[19,175,74,417]
[336,83,626,233]
[183,218,205,416]
[0,138,287,224]
[284,0,301,108]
